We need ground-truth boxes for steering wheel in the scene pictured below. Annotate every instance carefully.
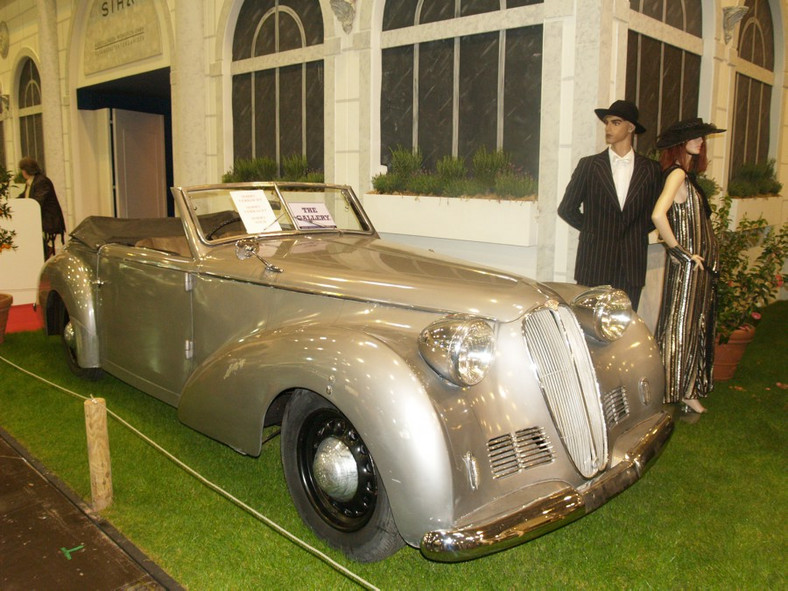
[206,214,243,239]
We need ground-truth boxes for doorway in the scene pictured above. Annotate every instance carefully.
[76,68,174,217]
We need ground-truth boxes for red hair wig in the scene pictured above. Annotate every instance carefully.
[659,140,708,173]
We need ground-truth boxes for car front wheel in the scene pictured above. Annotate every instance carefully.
[281,389,403,562]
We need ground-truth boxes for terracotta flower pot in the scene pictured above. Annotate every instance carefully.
[0,292,13,344]
[713,324,756,381]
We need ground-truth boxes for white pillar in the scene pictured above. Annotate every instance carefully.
[172,0,207,186]
[544,0,617,283]
[37,0,67,205]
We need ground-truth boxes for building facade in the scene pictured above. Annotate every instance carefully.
[0,0,785,318]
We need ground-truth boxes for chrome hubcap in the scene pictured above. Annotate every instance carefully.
[63,320,76,352]
[312,436,358,502]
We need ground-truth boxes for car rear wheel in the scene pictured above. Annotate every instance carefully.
[281,389,404,562]
[59,304,102,380]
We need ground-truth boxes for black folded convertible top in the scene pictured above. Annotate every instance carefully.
[69,216,186,251]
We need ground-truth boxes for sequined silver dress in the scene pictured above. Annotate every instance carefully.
[655,168,718,403]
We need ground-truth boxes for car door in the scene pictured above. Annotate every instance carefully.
[97,244,195,406]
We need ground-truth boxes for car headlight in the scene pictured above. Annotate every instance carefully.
[571,286,632,341]
[418,317,495,386]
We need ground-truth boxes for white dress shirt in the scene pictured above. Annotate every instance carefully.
[608,147,634,210]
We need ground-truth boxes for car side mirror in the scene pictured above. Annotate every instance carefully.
[235,238,283,273]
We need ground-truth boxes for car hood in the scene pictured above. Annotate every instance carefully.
[200,235,557,322]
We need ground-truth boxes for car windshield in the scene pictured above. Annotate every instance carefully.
[184,184,372,242]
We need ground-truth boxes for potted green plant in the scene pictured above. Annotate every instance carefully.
[711,193,787,379]
[0,163,16,343]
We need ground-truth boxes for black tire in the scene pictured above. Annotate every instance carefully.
[281,389,404,562]
[59,303,103,380]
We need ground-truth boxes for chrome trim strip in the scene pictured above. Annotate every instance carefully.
[420,411,673,562]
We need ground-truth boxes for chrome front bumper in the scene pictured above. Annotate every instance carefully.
[420,411,674,562]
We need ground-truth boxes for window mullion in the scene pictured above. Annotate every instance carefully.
[497,29,505,150]
[413,44,420,152]
[452,37,459,158]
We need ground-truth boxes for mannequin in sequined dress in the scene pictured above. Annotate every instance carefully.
[652,118,725,414]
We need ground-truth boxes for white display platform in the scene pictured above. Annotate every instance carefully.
[0,198,45,305]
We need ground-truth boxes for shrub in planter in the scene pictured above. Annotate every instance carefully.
[436,155,467,183]
[727,159,782,197]
[222,157,278,182]
[471,146,510,190]
[372,146,537,199]
[223,155,323,183]
[389,146,423,177]
[495,170,538,199]
[282,154,309,180]
[408,173,443,196]
[371,171,405,194]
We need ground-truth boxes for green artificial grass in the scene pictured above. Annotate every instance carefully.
[0,302,786,589]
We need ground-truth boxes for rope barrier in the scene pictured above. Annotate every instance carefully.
[0,353,380,591]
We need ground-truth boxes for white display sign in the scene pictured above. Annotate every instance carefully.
[230,190,281,233]
[290,203,337,229]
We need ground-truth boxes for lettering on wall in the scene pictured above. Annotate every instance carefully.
[83,0,162,75]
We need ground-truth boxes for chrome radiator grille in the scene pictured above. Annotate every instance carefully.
[522,305,608,478]
[488,426,554,479]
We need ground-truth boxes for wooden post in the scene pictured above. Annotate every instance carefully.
[84,397,113,511]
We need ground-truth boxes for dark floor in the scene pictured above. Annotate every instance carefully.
[0,428,182,591]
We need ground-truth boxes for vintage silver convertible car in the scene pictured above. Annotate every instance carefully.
[37,182,672,562]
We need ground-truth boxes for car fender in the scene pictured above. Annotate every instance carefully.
[39,251,100,367]
[178,324,454,544]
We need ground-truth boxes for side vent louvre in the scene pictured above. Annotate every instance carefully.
[603,387,629,427]
[488,426,554,479]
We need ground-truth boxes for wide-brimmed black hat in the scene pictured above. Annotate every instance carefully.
[594,100,646,134]
[656,117,726,148]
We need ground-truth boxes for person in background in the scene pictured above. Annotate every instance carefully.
[18,157,66,259]
[652,118,725,414]
[558,100,662,311]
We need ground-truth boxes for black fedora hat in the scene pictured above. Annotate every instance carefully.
[656,117,726,149]
[594,100,646,134]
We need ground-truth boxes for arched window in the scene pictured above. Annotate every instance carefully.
[381,1,543,176]
[231,0,324,172]
[730,0,775,177]
[626,0,703,153]
[18,58,45,170]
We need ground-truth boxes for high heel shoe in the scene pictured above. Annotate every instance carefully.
[681,398,707,414]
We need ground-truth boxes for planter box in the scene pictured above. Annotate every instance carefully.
[0,199,45,305]
[362,193,538,247]
[361,193,539,279]
[728,194,786,228]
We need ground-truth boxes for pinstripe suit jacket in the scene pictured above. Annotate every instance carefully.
[558,149,662,289]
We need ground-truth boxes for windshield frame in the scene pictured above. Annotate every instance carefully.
[178,182,377,246]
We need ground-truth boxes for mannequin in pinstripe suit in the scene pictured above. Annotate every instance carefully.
[558,100,662,311]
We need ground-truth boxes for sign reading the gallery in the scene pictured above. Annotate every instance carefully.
[290,203,337,230]
[83,0,162,75]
